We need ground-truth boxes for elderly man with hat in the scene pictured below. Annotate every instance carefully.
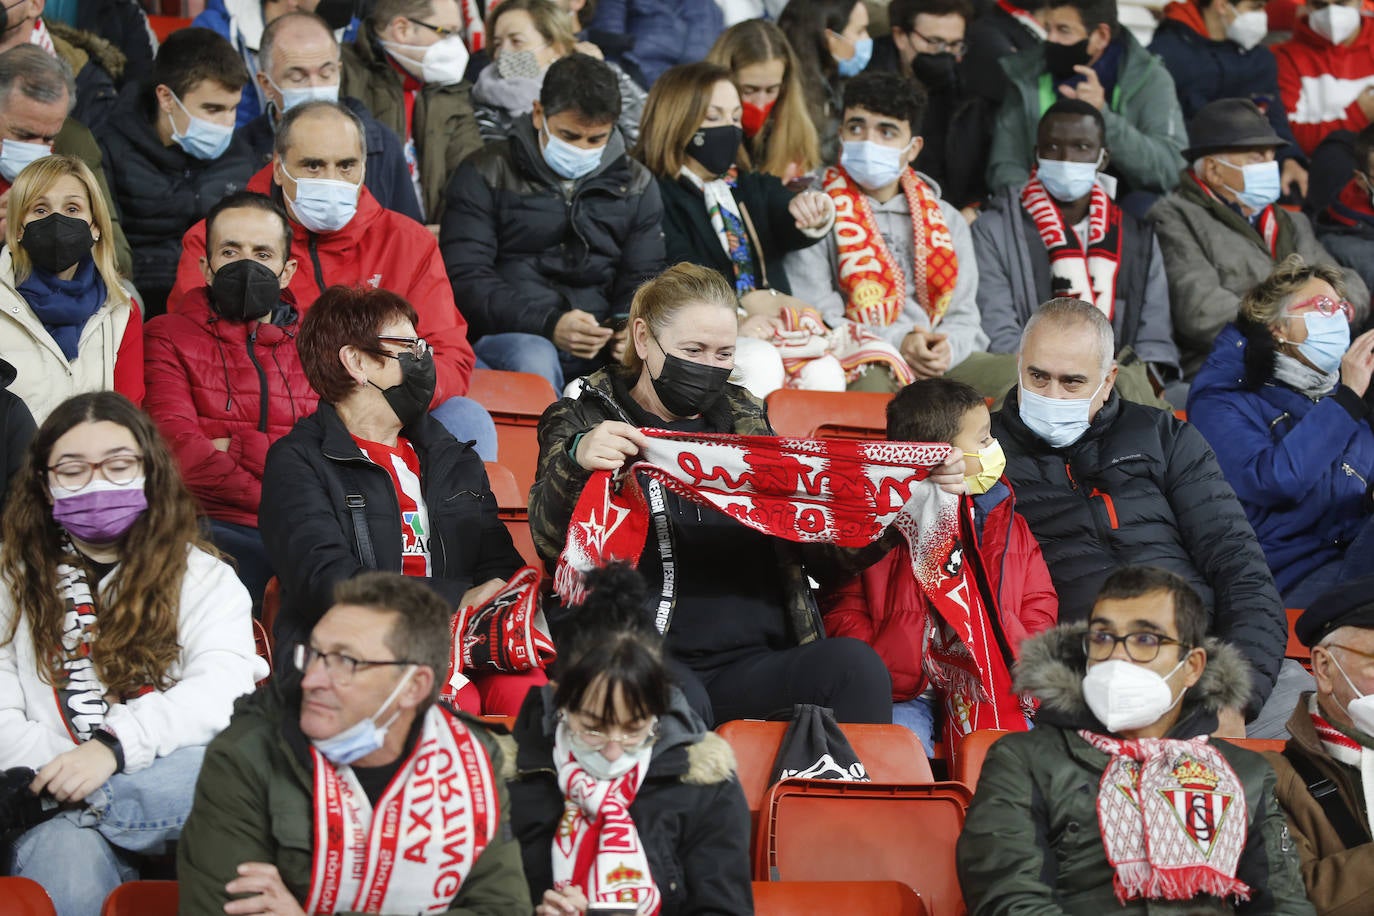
[1148,98,1368,378]
[1266,579,1374,916]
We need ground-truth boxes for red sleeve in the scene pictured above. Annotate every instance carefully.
[113,301,144,406]
[402,223,475,403]
[1009,514,1059,642]
[1275,44,1371,154]
[167,220,209,314]
[819,572,878,643]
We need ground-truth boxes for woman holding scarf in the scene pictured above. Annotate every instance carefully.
[0,155,142,426]
[0,391,263,916]
[511,562,752,916]
[1190,255,1374,607]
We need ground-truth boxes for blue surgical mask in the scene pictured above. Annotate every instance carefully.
[280,163,361,234]
[167,92,234,160]
[1218,157,1280,211]
[0,138,50,183]
[1018,376,1106,448]
[1297,311,1351,374]
[833,32,873,77]
[541,125,604,180]
[841,138,913,191]
[267,74,341,113]
[1036,153,1102,201]
[311,665,416,766]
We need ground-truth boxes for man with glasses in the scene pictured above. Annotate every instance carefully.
[178,571,532,915]
[1267,579,1374,914]
[959,566,1314,915]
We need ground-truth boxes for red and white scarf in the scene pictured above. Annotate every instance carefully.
[996,0,1048,39]
[551,727,660,913]
[441,566,557,702]
[822,165,958,330]
[775,305,914,388]
[1310,694,1374,837]
[28,19,55,56]
[1021,174,1122,319]
[53,545,108,743]
[1188,170,1281,258]
[305,707,499,914]
[1079,731,1251,906]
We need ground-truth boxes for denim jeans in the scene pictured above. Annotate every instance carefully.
[429,395,498,462]
[8,745,206,916]
[474,333,565,394]
[892,694,938,757]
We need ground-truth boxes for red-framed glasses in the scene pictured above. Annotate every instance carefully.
[1286,295,1355,320]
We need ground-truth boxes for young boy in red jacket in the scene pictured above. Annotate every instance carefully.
[822,379,1058,754]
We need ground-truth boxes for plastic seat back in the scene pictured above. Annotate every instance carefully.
[251,618,272,686]
[764,389,892,439]
[952,729,1009,793]
[485,461,542,572]
[0,877,57,916]
[261,576,281,647]
[756,780,971,916]
[100,880,177,916]
[752,880,927,915]
[1286,607,1311,670]
[1223,737,1289,754]
[468,369,558,495]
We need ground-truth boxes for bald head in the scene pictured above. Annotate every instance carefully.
[1017,298,1118,424]
[1021,298,1115,377]
[274,100,364,162]
[259,11,340,78]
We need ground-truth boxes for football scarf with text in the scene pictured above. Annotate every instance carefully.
[1021,174,1122,318]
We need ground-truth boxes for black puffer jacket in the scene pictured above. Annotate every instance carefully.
[440,118,665,340]
[259,402,522,660]
[508,685,754,916]
[96,88,255,314]
[992,388,1286,715]
[0,357,36,519]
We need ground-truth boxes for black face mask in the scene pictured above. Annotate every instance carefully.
[314,0,356,30]
[649,336,731,418]
[209,259,282,322]
[369,350,436,427]
[685,124,744,178]
[912,52,959,92]
[20,212,95,275]
[1044,38,1090,82]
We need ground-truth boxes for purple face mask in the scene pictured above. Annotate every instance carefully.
[50,478,148,544]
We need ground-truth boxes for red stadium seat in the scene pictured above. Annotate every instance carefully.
[485,461,542,572]
[261,576,280,645]
[764,389,893,440]
[0,877,57,916]
[1225,737,1290,754]
[251,618,272,686]
[951,729,1009,793]
[101,881,177,916]
[146,16,191,42]
[468,369,557,496]
[752,880,927,915]
[1286,607,1311,670]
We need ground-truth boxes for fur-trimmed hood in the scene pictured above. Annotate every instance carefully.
[48,20,126,83]
[1014,623,1253,734]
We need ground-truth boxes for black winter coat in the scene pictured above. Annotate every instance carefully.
[0,357,35,519]
[657,170,822,297]
[96,88,255,315]
[992,389,1286,715]
[441,118,665,340]
[961,5,1041,104]
[259,402,522,659]
[508,686,754,916]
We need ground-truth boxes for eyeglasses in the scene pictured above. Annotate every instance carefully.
[47,453,144,491]
[1285,295,1355,321]
[292,643,414,686]
[907,29,967,56]
[407,17,459,38]
[1084,629,1189,663]
[561,712,660,752]
[1326,643,1374,664]
[372,336,431,359]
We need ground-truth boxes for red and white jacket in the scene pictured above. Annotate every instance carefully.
[1274,16,1374,155]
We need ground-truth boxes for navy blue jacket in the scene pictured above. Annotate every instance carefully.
[1188,324,1374,594]
[587,0,723,87]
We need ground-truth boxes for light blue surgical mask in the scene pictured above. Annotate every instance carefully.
[311,665,416,766]
[1036,153,1102,201]
[833,32,873,77]
[541,125,604,180]
[1218,156,1281,211]
[1018,375,1106,448]
[167,92,234,160]
[841,138,913,191]
[267,74,341,113]
[0,138,50,183]
[280,163,361,234]
[1297,311,1351,374]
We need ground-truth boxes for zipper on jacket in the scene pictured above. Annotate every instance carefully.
[1064,462,1077,490]
[1343,462,1368,488]
[247,327,270,434]
[308,235,326,297]
[1089,487,1120,529]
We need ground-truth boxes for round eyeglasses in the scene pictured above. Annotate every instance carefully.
[47,453,144,491]
[561,712,660,753]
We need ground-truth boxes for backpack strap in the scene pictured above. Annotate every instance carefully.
[1282,746,1372,849]
[339,464,378,570]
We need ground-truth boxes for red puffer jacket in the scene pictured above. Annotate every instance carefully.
[143,287,318,527]
[821,482,1059,701]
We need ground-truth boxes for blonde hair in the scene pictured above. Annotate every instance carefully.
[6,155,127,306]
[1240,254,1348,326]
[622,263,738,375]
[706,20,820,179]
[486,0,577,57]
[634,62,750,178]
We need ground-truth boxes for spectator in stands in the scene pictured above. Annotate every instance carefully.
[66,0,154,88]
[1268,582,1374,913]
[706,19,822,189]
[0,45,130,276]
[530,263,893,725]
[511,562,752,916]
[1149,0,1308,197]
[444,54,663,394]
[0,391,263,916]
[786,72,1000,394]
[261,285,542,715]
[994,298,1293,737]
[778,0,871,164]
[169,101,494,458]
[985,0,1187,209]
[0,155,140,425]
[1310,124,1374,296]
[0,2,121,132]
[1148,98,1366,378]
[958,567,1315,915]
[1273,0,1374,157]
[341,0,483,226]
[975,99,1180,405]
[143,191,315,606]
[0,357,35,517]
[96,27,254,316]
[585,0,724,88]
[555,0,649,88]
[178,572,531,915]
[961,0,1046,106]
[234,11,422,223]
[1189,256,1374,607]
[473,0,645,146]
[822,379,1057,755]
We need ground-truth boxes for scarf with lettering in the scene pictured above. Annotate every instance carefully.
[305,705,499,914]
[822,165,958,329]
[52,543,108,742]
[1021,174,1122,318]
[1310,693,1374,838]
[551,725,660,913]
[1078,731,1251,906]
[441,566,557,703]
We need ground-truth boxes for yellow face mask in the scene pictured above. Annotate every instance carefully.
[963,438,1007,495]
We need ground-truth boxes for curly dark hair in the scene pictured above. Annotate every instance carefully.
[841,70,928,136]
